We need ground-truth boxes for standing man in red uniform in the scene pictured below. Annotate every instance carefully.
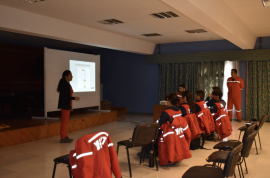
[227,69,244,122]
[176,84,185,105]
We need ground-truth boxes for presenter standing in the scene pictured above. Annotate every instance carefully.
[57,70,80,143]
[227,69,244,122]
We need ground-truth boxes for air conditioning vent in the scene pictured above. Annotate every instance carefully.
[22,0,45,3]
[185,29,207,34]
[150,11,179,19]
[97,19,124,25]
[142,33,162,37]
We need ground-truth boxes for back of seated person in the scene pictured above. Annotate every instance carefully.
[194,90,208,111]
[206,86,226,108]
[158,93,181,128]
[209,90,227,114]
[179,90,200,116]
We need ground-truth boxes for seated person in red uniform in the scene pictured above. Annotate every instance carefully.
[176,84,185,105]
[158,93,181,128]
[195,90,208,111]
[179,91,202,140]
[179,90,201,116]
[209,90,232,141]
[209,90,227,114]
[195,90,215,136]
[205,86,226,108]
[157,93,192,166]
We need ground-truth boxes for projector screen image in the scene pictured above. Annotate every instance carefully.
[70,60,95,92]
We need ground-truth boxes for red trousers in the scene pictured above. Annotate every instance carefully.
[227,94,241,121]
[61,109,70,139]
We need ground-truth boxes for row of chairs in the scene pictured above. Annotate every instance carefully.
[51,113,268,178]
[182,113,268,178]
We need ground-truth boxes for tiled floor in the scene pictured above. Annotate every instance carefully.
[0,114,269,178]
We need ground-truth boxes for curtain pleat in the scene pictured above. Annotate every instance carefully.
[159,62,224,101]
[247,60,270,121]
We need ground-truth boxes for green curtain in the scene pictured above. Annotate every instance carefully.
[247,60,270,121]
[159,62,224,101]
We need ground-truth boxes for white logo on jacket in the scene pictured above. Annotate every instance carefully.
[175,128,183,135]
[94,136,107,150]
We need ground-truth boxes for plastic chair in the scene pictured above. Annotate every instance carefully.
[117,123,159,177]
[182,143,243,178]
[52,154,72,178]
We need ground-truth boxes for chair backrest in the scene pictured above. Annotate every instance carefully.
[242,123,256,143]
[257,113,269,130]
[131,123,159,147]
[223,143,243,177]
[241,130,258,158]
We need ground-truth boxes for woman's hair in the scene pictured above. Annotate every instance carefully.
[182,91,195,113]
[167,93,179,106]
[195,90,205,100]
[57,70,71,92]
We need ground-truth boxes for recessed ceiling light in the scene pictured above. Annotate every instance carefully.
[22,0,45,3]
[262,0,270,7]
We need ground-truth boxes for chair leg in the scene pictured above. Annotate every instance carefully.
[117,143,119,155]
[258,131,262,149]
[126,146,132,177]
[140,147,143,165]
[142,148,145,163]
[254,139,259,154]
[237,165,242,178]
[243,157,248,173]
[68,164,72,178]
[52,162,57,178]
[240,163,245,178]
[152,143,159,171]
[238,131,242,141]
[234,173,236,178]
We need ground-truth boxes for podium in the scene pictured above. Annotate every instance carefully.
[100,101,111,110]
[153,105,168,122]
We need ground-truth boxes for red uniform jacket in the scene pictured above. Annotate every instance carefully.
[227,76,244,98]
[69,132,122,178]
[158,110,192,166]
[212,103,233,139]
[179,103,202,140]
[195,100,215,133]
[176,92,184,105]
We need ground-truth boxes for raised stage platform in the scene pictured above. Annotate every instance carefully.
[0,107,127,148]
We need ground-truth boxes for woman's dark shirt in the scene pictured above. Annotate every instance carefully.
[58,81,75,110]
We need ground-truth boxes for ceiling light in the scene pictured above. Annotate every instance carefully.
[262,0,270,7]
[22,0,45,3]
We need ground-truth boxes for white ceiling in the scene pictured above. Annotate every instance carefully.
[0,0,269,52]
[0,0,223,44]
[224,0,270,37]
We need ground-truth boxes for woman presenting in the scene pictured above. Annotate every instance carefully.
[57,70,80,143]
